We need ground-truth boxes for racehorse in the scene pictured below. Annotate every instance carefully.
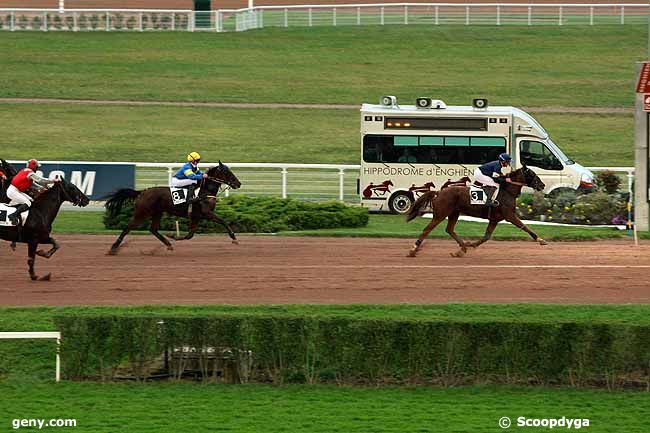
[405,166,547,258]
[105,162,241,255]
[0,179,90,280]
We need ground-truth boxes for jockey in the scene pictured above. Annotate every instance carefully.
[474,153,512,207]
[6,159,56,225]
[171,152,207,204]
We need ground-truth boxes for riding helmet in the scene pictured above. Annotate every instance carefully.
[498,153,512,163]
[27,159,40,171]
[187,152,201,163]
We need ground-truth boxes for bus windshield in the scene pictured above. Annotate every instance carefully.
[546,138,575,165]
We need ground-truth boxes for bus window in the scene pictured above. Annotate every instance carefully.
[520,140,563,170]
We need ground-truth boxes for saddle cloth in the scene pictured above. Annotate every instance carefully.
[469,186,488,205]
[169,187,200,206]
[0,203,29,227]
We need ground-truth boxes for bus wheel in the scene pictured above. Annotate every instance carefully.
[389,192,414,214]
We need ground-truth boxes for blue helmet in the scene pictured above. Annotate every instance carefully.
[498,153,512,163]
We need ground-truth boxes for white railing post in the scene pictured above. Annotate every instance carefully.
[10,11,15,31]
[284,8,288,27]
[620,6,624,24]
[213,10,217,32]
[281,168,288,199]
[465,6,469,25]
[496,5,500,25]
[380,6,384,25]
[259,9,263,29]
[139,12,143,32]
[56,337,61,383]
[333,7,337,26]
[167,167,173,186]
[435,6,439,25]
[43,11,47,31]
[589,6,594,25]
[528,6,532,26]
[404,5,408,25]
[187,12,192,31]
[559,6,563,25]
[357,7,360,25]
[106,11,109,31]
[308,8,312,27]
[338,169,345,201]
[627,170,634,195]
[171,13,175,31]
[73,12,77,31]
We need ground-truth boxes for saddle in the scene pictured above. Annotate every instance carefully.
[442,177,496,207]
[169,186,200,206]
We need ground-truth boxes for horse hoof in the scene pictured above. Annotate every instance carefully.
[232,240,239,245]
[39,273,51,281]
[107,249,118,256]
[167,245,174,251]
[538,238,548,246]
[407,249,418,258]
[451,250,465,258]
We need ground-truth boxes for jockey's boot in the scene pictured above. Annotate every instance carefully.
[483,186,499,207]
[9,203,29,226]
[186,184,198,204]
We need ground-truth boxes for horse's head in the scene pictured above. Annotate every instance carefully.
[1,159,18,178]
[207,161,242,190]
[57,179,90,207]
[512,166,545,192]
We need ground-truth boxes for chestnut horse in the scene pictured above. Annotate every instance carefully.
[406,166,546,257]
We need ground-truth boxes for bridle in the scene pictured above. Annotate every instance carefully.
[55,181,82,206]
[201,174,236,199]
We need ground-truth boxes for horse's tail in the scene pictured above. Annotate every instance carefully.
[105,188,142,218]
[406,190,437,223]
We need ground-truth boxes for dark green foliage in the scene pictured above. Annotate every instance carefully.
[102,195,368,233]
[517,192,627,225]
[596,170,622,194]
[55,314,650,389]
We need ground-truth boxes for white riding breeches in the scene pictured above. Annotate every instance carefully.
[6,185,33,206]
[170,178,197,187]
[473,168,499,187]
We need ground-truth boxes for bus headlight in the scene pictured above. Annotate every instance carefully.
[580,173,594,188]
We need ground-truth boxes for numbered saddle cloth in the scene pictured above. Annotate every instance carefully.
[469,186,488,205]
[169,187,199,206]
[0,203,29,226]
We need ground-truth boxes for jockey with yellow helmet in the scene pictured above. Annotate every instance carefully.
[171,152,207,204]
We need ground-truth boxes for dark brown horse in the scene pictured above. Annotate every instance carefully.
[106,162,241,255]
[406,166,546,258]
[0,179,90,280]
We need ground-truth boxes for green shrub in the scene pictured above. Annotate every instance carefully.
[65,15,73,30]
[517,191,626,225]
[90,14,99,29]
[18,15,28,29]
[596,170,622,194]
[103,195,368,233]
[55,314,650,389]
[78,14,88,30]
[126,16,136,30]
[31,15,41,30]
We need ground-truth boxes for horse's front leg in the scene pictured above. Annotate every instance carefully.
[505,214,547,245]
[204,213,238,244]
[36,237,60,258]
[467,220,499,249]
[445,211,471,257]
[27,240,50,281]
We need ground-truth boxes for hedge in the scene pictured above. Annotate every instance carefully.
[103,195,369,233]
[55,315,650,389]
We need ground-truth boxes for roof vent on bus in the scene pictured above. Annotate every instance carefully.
[380,95,398,107]
[472,98,489,110]
[416,98,447,109]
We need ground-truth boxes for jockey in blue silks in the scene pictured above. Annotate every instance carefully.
[170,151,207,204]
[474,153,512,207]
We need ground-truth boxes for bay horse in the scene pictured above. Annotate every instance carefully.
[406,166,546,258]
[0,179,90,280]
[106,162,241,255]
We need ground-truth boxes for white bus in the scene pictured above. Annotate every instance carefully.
[359,96,595,213]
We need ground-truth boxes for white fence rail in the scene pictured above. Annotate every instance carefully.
[0,332,61,382]
[0,4,646,32]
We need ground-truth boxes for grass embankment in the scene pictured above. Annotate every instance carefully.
[51,211,633,240]
[1,382,649,433]
[0,103,633,166]
[0,26,644,106]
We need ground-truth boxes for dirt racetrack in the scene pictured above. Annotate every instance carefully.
[1,235,649,305]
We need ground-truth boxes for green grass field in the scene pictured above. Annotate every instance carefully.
[0,103,633,166]
[1,382,648,433]
[0,26,644,107]
[50,211,633,240]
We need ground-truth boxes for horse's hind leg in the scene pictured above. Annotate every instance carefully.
[468,220,499,249]
[445,212,470,257]
[27,241,49,281]
[506,214,547,245]
[109,213,147,255]
[150,215,173,251]
[205,213,239,244]
[408,215,447,257]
